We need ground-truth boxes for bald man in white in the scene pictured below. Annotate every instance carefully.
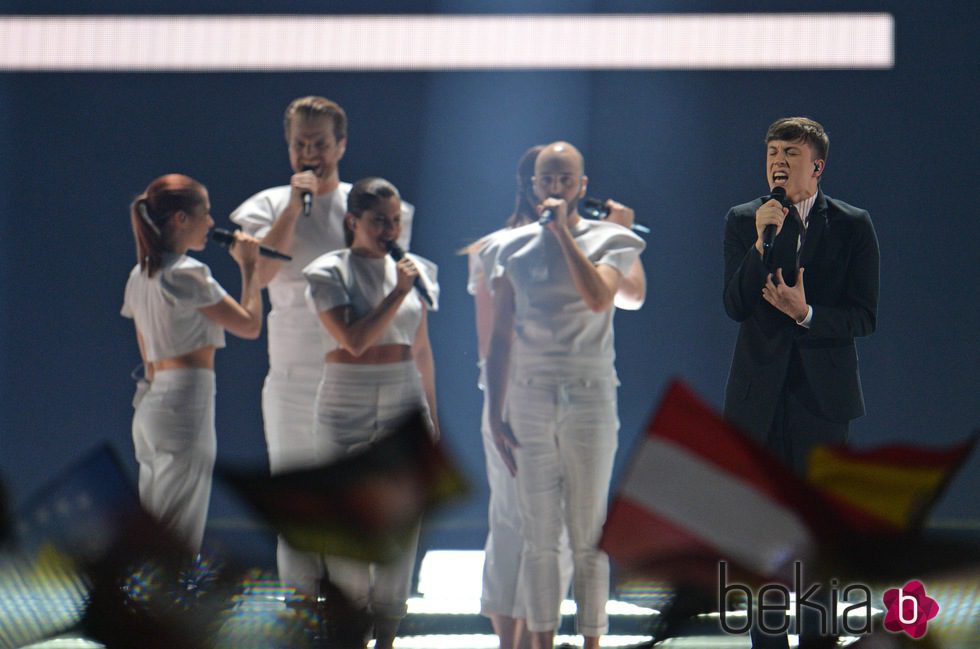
[482,142,645,649]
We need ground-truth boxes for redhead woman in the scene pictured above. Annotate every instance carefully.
[122,173,263,554]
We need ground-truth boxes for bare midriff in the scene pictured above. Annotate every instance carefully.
[152,346,216,373]
[326,343,412,364]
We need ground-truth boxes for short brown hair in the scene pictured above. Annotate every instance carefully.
[765,116,829,161]
[283,96,347,142]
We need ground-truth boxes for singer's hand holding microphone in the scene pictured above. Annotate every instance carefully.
[386,240,434,308]
[394,257,420,293]
[755,186,790,257]
[538,197,568,230]
[599,199,635,230]
[581,197,651,234]
[213,229,261,268]
[291,165,318,217]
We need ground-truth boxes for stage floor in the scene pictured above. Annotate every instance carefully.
[2,549,977,648]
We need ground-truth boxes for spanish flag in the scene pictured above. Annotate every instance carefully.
[807,439,977,535]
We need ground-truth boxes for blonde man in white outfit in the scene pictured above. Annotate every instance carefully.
[483,142,645,649]
[230,97,413,594]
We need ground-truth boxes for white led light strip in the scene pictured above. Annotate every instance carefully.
[0,14,893,71]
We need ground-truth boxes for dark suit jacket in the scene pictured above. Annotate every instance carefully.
[723,190,879,443]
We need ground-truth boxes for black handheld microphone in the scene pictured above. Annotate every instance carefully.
[210,228,292,261]
[385,241,433,307]
[581,197,651,234]
[538,207,555,226]
[761,186,789,265]
[301,165,315,216]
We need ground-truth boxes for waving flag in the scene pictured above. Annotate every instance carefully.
[219,409,467,563]
[601,380,978,585]
[806,439,976,535]
[601,380,836,585]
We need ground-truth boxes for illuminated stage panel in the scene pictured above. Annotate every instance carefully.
[0,14,892,71]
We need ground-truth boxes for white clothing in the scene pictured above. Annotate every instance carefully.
[466,229,505,295]
[469,237,572,619]
[314,361,430,619]
[290,239,437,608]
[301,246,437,610]
[304,249,438,353]
[230,184,413,369]
[132,368,217,554]
[484,220,644,374]
[478,369,576,619]
[231,183,414,587]
[507,371,619,636]
[122,255,227,555]
[257,365,329,592]
[262,365,324,473]
[483,220,642,635]
[479,396,529,617]
[121,254,227,361]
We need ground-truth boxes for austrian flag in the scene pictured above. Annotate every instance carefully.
[600,380,834,582]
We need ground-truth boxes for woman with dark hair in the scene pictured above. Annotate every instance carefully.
[122,173,263,554]
[303,176,438,649]
[230,97,417,592]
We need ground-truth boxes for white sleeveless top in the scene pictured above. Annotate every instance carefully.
[121,254,227,362]
[303,248,438,353]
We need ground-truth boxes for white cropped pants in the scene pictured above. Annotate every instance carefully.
[506,369,619,637]
[479,365,573,619]
[132,368,216,554]
[313,360,428,620]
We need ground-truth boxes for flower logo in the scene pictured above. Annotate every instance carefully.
[882,580,939,639]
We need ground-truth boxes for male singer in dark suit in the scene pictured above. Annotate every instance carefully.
[722,117,879,648]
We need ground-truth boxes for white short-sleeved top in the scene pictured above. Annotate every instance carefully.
[303,249,438,353]
[230,183,414,368]
[466,228,508,297]
[121,254,228,362]
[481,219,644,373]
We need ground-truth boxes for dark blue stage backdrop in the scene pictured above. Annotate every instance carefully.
[1,1,977,564]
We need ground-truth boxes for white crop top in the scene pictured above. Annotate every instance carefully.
[303,249,438,353]
[121,254,228,362]
[230,183,414,369]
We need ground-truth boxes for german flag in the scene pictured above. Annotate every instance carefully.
[219,409,467,563]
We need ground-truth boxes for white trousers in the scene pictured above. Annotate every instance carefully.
[480,374,573,619]
[313,360,427,620]
[132,368,216,554]
[261,365,328,591]
[507,371,618,637]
